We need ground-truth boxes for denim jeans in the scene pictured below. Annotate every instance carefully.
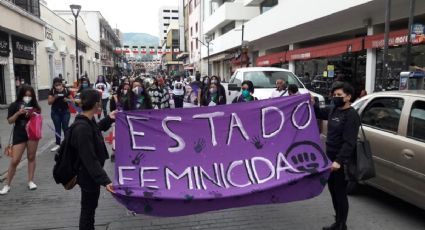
[51,110,71,145]
[79,186,100,230]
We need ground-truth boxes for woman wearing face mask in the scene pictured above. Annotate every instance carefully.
[312,82,360,230]
[110,82,133,111]
[48,77,73,152]
[131,79,152,110]
[1,86,41,195]
[232,80,258,103]
[93,75,111,119]
[200,76,210,104]
[203,83,226,106]
[208,76,226,105]
[149,77,170,109]
[74,77,91,106]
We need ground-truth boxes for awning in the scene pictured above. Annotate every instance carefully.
[176,52,189,60]
[364,29,425,49]
[286,37,364,61]
[256,51,287,66]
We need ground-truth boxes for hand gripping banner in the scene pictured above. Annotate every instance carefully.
[112,94,331,217]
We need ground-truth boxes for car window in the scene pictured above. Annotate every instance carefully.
[361,97,404,133]
[407,100,425,142]
[353,98,368,112]
[242,71,304,89]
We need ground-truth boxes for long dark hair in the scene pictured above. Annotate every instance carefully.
[51,77,63,91]
[132,79,152,109]
[117,81,134,111]
[78,77,91,93]
[16,85,41,110]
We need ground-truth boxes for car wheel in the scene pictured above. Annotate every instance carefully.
[346,181,359,195]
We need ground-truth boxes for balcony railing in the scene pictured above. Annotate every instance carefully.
[6,0,40,17]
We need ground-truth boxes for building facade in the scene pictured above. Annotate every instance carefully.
[36,2,102,99]
[202,0,425,96]
[54,10,121,79]
[158,6,179,46]
[0,0,44,105]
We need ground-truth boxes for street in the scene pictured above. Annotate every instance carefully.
[0,101,424,230]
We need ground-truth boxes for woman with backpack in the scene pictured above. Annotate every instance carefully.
[0,85,42,195]
[48,77,73,152]
[70,89,115,229]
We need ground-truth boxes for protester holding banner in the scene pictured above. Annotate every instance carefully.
[200,76,210,104]
[232,80,258,103]
[70,89,115,229]
[93,75,111,119]
[1,86,41,195]
[131,78,152,110]
[48,77,73,152]
[312,82,360,230]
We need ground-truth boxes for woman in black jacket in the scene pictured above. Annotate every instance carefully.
[313,82,360,230]
[70,89,115,230]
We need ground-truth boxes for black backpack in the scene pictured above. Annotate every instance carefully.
[52,120,84,190]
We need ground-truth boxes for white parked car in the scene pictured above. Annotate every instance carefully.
[224,67,326,107]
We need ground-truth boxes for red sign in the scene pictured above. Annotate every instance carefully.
[256,51,286,66]
[364,29,425,49]
[286,38,363,61]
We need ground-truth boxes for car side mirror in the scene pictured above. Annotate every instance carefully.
[228,83,241,91]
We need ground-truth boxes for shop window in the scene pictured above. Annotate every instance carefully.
[260,0,278,14]
[408,100,425,142]
[361,97,404,133]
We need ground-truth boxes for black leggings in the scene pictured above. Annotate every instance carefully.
[79,187,100,230]
[328,168,349,225]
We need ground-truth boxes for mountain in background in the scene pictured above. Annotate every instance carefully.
[122,33,159,47]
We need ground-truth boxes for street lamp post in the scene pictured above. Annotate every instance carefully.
[70,4,82,81]
[194,36,212,76]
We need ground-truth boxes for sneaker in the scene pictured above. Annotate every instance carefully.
[0,185,11,195]
[28,181,37,190]
[51,145,60,152]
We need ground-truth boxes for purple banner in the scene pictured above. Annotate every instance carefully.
[112,94,331,217]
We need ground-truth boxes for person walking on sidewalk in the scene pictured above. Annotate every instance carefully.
[48,77,73,152]
[312,82,360,230]
[70,89,115,230]
[0,85,41,195]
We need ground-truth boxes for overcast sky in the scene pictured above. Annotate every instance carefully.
[45,0,178,37]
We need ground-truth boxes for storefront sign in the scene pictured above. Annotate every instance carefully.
[12,36,34,60]
[327,65,335,78]
[412,24,424,35]
[0,31,10,57]
[112,95,330,216]
[365,29,425,49]
[286,38,363,61]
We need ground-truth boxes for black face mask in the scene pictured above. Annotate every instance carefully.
[332,97,345,108]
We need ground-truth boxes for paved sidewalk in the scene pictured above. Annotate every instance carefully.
[0,100,56,181]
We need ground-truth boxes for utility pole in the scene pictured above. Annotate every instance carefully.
[382,0,391,91]
[406,0,416,70]
[240,24,245,68]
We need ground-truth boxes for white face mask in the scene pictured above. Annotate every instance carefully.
[23,96,32,104]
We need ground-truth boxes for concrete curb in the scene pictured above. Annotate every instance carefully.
[0,139,56,183]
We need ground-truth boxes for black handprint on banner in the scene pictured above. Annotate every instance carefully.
[290,152,320,174]
[194,139,206,153]
[131,152,145,165]
[251,136,264,150]
[123,187,134,196]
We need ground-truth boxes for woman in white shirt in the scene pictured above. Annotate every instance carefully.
[93,75,111,119]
